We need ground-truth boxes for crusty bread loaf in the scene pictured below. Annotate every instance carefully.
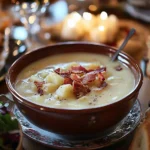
[129,108,150,150]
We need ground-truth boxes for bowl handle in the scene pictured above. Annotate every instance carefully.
[0,94,14,113]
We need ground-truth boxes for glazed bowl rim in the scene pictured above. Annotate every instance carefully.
[6,42,143,113]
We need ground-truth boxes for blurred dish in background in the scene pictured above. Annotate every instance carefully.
[125,3,150,23]
[43,11,149,64]
[127,0,150,8]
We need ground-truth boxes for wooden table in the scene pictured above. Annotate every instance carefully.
[1,77,150,150]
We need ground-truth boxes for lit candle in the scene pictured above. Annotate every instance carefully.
[107,14,118,43]
[89,25,107,43]
[88,11,109,43]
[96,12,119,43]
[100,11,108,20]
[98,11,108,27]
[82,12,96,32]
[61,12,84,40]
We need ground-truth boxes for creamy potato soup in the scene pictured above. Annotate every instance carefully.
[15,53,135,109]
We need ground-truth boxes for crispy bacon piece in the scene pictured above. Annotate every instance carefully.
[98,73,105,81]
[73,81,90,99]
[70,74,81,82]
[81,68,106,85]
[92,67,106,74]
[115,65,123,71]
[94,73,105,88]
[55,65,107,98]
[87,67,100,73]
[54,68,61,74]
[93,81,108,92]
[101,81,107,87]
[82,73,97,84]
[34,81,45,96]
[54,68,70,77]
[99,81,108,89]
[37,89,44,96]
[34,81,45,87]
[64,77,73,85]
[71,65,87,74]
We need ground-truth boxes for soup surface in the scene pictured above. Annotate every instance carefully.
[15,53,135,109]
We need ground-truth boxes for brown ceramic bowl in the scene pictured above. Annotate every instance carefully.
[6,42,143,138]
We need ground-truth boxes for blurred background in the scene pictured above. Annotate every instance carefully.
[0,0,150,62]
[0,0,150,149]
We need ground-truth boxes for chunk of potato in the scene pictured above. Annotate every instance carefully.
[45,72,64,85]
[43,83,58,93]
[55,84,75,99]
[29,75,43,82]
[88,76,104,88]
[18,81,36,96]
[86,62,101,70]
[30,82,37,92]
[65,62,80,70]
[38,71,49,79]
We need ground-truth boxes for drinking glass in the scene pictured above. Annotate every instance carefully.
[12,0,50,49]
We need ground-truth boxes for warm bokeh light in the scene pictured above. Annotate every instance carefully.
[4,28,10,52]
[68,4,77,11]
[98,25,105,31]
[89,5,97,11]
[29,15,36,24]
[22,3,28,9]
[44,0,49,3]
[67,19,76,28]
[13,49,18,56]
[83,12,92,21]
[100,11,108,20]
[16,40,21,45]
[31,2,37,9]
[71,12,82,22]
